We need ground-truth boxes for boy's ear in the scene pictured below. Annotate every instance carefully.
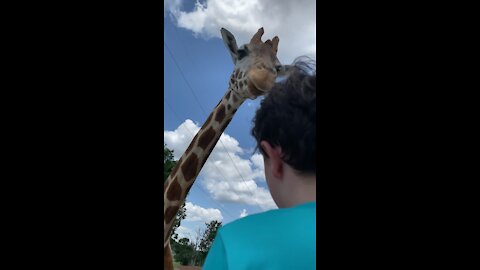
[221,28,239,64]
[260,141,283,179]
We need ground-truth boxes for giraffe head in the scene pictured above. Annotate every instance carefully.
[221,27,290,99]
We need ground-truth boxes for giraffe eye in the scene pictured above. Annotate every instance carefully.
[237,48,248,60]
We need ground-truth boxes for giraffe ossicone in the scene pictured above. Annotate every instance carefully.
[164,27,290,270]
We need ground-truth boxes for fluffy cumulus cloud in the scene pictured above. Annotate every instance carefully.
[250,153,264,173]
[175,203,222,242]
[164,119,277,211]
[239,209,248,218]
[164,0,316,64]
[164,119,201,160]
[184,202,223,222]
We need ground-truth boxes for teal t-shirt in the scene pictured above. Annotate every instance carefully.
[203,202,316,270]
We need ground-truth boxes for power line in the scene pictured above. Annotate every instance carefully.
[163,41,206,117]
[163,40,264,210]
[165,28,198,70]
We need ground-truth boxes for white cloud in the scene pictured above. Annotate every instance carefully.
[175,224,204,244]
[239,209,248,218]
[185,202,223,222]
[164,119,200,160]
[164,119,277,211]
[250,153,265,178]
[164,0,183,17]
[165,0,316,64]
[175,225,194,240]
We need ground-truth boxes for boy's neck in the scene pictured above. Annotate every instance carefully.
[281,174,316,208]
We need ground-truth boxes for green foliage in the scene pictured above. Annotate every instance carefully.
[164,144,176,182]
[171,201,186,240]
[199,220,222,252]
[170,220,222,267]
[171,238,194,266]
[198,220,222,264]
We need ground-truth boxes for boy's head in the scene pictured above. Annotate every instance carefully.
[251,59,316,208]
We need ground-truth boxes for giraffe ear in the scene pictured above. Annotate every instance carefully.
[221,28,239,64]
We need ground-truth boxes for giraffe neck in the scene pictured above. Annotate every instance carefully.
[164,87,245,246]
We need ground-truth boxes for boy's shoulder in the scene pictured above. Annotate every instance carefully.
[220,201,316,235]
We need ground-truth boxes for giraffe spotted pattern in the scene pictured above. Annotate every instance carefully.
[166,177,182,201]
[165,205,179,224]
[215,104,226,122]
[181,153,199,182]
[198,127,216,150]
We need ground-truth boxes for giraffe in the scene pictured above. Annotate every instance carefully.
[164,27,290,269]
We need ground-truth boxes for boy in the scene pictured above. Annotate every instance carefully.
[203,60,316,270]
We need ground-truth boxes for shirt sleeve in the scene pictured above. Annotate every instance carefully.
[202,232,228,270]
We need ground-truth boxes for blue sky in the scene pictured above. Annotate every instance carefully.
[164,0,316,241]
[164,16,261,151]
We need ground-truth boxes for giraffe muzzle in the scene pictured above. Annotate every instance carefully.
[247,68,275,96]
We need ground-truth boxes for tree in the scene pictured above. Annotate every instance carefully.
[190,227,205,266]
[164,145,187,241]
[198,220,222,265]
[171,237,194,266]
[164,144,176,181]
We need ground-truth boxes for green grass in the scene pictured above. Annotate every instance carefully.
[173,261,181,269]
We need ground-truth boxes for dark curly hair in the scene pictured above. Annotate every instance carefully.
[251,58,316,175]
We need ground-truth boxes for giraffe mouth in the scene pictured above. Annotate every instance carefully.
[248,69,275,96]
[248,80,266,97]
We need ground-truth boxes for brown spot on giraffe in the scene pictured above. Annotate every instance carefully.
[166,177,182,201]
[227,104,231,111]
[225,91,231,100]
[181,153,199,182]
[198,127,216,150]
[165,205,179,224]
[215,104,226,122]
[233,94,239,103]
[239,81,244,88]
